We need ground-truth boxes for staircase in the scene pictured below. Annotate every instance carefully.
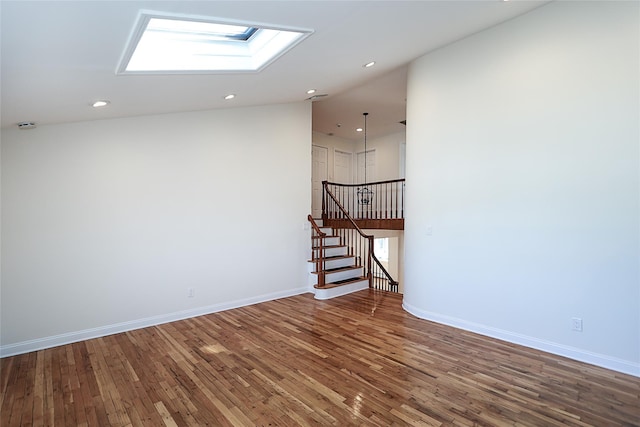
[308,219,369,300]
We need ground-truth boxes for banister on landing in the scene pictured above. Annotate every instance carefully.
[322,179,405,230]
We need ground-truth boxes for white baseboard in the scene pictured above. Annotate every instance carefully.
[402,301,640,378]
[1,286,309,358]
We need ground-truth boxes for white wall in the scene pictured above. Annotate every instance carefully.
[1,102,312,354]
[354,130,405,182]
[404,2,639,375]
[313,130,405,184]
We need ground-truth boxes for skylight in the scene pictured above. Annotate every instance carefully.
[118,13,313,73]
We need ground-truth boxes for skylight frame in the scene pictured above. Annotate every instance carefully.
[117,11,313,75]
[145,19,259,42]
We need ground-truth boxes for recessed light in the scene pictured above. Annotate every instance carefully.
[92,100,110,108]
[356,128,363,132]
[224,94,236,100]
[363,61,376,68]
[306,89,316,94]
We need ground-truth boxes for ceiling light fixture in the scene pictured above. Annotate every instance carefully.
[224,94,235,100]
[356,128,363,132]
[92,100,110,108]
[363,61,376,68]
[306,89,316,94]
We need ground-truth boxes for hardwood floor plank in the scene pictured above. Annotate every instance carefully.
[1,290,638,426]
[0,357,15,408]
[4,357,22,426]
[154,400,179,427]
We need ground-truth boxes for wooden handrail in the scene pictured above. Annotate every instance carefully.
[324,178,405,188]
[307,214,326,237]
[323,187,370,240]
[369,238,399,292]
[307,215,326,288]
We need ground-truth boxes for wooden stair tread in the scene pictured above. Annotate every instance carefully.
[314,276,368,289]
[307,255,355,263]
[312,244,346,250]
[311,265,362,275]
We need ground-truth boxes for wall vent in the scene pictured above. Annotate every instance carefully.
[17,122,36,130]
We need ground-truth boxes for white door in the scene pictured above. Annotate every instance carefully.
[334,150,352,184]
[312,145,328,218]
[357,149,376,184]
[399,142,406,179]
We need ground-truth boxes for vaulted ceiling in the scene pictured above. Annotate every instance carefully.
[1,1,546,140]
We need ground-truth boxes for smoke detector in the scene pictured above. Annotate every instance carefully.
[17,122,36,130]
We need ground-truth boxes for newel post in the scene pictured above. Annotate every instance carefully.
[367,236,374,288]
[321,181,326,221]
[317,233,325,288]
[308,215,326,289]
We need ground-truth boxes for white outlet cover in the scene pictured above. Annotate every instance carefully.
[571,317,583,332]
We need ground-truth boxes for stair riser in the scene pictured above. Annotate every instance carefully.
[325,267,364,283]
[312,236,340,247]
[319,246,347,257]
[309,257,355,272]
[326,257,355,270]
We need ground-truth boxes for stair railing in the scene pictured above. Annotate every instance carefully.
[370,245,399,293]
[322,184,399,292]
[307,215,326,288]
[323,178,405,221]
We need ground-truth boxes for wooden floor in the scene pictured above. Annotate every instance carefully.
[1,290,639,426]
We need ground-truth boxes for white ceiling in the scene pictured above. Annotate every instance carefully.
[1,1,547,140]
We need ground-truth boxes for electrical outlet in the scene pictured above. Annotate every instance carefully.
[188,288,195,298]
[571,317,583,332]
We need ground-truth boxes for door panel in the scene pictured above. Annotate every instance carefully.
[334,150,352,184]
[357,149,376,184]
[312,145,328,218]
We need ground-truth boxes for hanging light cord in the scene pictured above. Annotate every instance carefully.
[363,112,368,184]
